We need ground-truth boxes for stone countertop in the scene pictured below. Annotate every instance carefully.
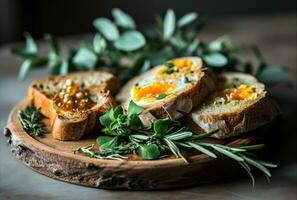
[0,14,296,200]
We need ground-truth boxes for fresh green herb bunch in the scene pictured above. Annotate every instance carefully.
[11,9,285,84]
[74,101,277,186]
[18,103,46,137]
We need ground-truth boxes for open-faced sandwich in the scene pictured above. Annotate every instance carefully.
[28,71,119,140]
[117,57,217,125]
[184,72,280,139]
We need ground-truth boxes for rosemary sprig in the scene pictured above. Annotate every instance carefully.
[74,101,277,186]
[18,103,46,137]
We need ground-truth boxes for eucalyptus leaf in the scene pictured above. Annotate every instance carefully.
[258,66,285,85]
[114,31,146,51]
[24,32,38,54]
[93,33,106,54]
[93,18,119,41]
[18,60,32,80]
[177,12,198,27]
[137,143,160,160]
[73,47,97,70]
[163,9,176,40]
[44,34,59,55]
[60,60,69,74]
[112,8,136,29]
[204,53,228,67]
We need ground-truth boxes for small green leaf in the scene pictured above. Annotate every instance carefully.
[153,119,180,136]
[96,136,113,146]
[204,53,228,67]
[113,106,123,119]
[18,60,32,80]
[24,32,38,54]
[177,12,198,27]
[114,31,146,51]
[60,60,69,75]
[127,101,144,116]
[100,136,119,151]
[112,8,136,29]
[128,113,141,128]
[99,108,114,127]
[93,18,119,41]
[137,143,160,160]
[156,93,167,100]
[208,36,235,52]
[258,66,285,85]
[73,47,97,70]
[44,34,59,55]
[163,9,176,40]
[93,33,106,54]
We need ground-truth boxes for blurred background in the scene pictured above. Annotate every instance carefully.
[0,0,296,44]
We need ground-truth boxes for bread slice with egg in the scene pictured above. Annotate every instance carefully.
[116,57,217,125]
[185,72,280,139]
[28,71,120,140]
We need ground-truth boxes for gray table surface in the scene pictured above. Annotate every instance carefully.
[0,14,296,200]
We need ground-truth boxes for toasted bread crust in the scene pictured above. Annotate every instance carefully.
[28,71,118,140]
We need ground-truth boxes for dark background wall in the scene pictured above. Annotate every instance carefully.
[0,0,296,45]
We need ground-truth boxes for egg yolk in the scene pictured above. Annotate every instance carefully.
[132,82,176,101]
[172,58,192,68]
[219,85,256,101]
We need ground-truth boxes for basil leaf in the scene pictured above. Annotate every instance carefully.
[137,143,160,160]
[127,101,144,116]
[177,12,198,27]
[93,18,119,41]
[113,106,123,118]
[112,8,135,29]
[204,53,228,67]
[100,136,119,151]
[73,47,97,70]
[258,66,285,85]
[128,113,141,128]
[114,31,146,51]
[96,136,113,146]
[99,108,114,127]
[93,33,106,54]
[163,9,175,40]
[153,119,180,136]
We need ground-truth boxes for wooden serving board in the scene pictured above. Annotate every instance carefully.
[5,100,265,190]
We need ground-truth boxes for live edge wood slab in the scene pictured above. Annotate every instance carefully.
[5,99,271,190]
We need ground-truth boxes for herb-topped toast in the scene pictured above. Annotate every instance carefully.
[185,72,280,139]
[116,57,217,125]
[28,71,120,140]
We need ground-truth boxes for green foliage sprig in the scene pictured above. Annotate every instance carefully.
[18,103,46,137]
[11,8,285,84]
[74,101,277,186]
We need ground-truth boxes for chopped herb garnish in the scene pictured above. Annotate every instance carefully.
[156,93,168,100]
[165,62,174,68]
[165,68,175,74]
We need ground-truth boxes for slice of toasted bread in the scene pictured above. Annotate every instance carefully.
[116,57,217,125]
[185,72,280,139]
[28,71,120,140]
